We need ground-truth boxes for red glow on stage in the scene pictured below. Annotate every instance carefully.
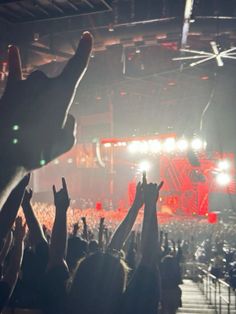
[101,134,177,145]
[96,202,102,211]
[208,212,218,224]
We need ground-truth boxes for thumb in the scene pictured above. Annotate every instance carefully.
[7,46,22,84]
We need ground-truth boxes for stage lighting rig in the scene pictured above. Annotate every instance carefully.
[173,41,236,67]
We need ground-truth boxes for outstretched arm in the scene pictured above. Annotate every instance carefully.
[22,188,47,246]
[0,217,26,313]
[141,182,163,266]
[48,178,70,269]
[81,217,88,241]
[0,175,29,247]
[108,182,144,251]
[98,217,105,249]
[0,32,93,208]
[0,231,13,267]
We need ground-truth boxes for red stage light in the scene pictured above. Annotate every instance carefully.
[208,212,218,224]
[96,202,102,211]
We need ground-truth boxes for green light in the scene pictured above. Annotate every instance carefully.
[40,159,46,166]
[12,138,18,144]
[12,125,19,131]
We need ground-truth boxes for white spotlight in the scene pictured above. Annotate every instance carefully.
[139,141,149,154]
[216,173,231,186]
[191,138,203,151]
[218,160,230,171]
[177,139,188,151]
[149,140,162,153]
[164,138,176,152]
[104,143,112,148]
[128,141,140,153]
[138,160,151,172]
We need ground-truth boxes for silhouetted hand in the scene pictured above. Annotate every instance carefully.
[53,178,70,211]
[4,173,30,209]
[81,217,87,224]
[21,188,33,208]
[72,223,79,237]
[133,182,144,209]
[14,216,26,243]
[144,181,164,208]
[0,32,93,171]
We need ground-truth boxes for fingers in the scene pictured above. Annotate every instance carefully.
[62,177,68,195]
[142,171,147,186]
[21,173,31,187]
[52,185,57,196]
[58,32,93,90]
[29,188,33,198]
[158,181,164,191]
[7,46,22,84]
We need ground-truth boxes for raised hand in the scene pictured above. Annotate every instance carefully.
[144,181,164,208]
[72,223,79,237]
[53,178,70,211]
[14,216,26,243]
[0,32,93,171]
[133,182,144,209]
[21,188,33,208]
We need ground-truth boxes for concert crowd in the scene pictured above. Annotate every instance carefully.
[0,31,236,314]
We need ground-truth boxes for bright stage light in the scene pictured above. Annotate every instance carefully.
[138,160,151,172]
[216,173,231,186]
[163,138,176,152]
[104,143,112,148]
[191,138,203,151]
[218,160,230,171]
[148,140,162,153]
[177,139,188,151]
[128,141,149,154]
[128,141,140,153]
[139,142,149,154]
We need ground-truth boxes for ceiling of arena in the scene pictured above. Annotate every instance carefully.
[0,0,236,150]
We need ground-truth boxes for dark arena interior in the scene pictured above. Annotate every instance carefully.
[1,1,236,314]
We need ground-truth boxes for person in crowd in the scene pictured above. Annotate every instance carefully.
[160,254,182,314]
[66,179,163,314]
[0,30,92,312]
[2,22,236,314]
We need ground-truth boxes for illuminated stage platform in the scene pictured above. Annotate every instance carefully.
[33,134,236,222]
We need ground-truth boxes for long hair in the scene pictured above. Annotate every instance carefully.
[67,252,129,314]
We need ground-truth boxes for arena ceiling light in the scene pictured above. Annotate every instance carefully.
[173,41,236,67]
